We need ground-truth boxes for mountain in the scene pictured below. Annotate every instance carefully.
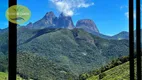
[112,29,142,42]
[26,11,58,29]
[75,19,129,40]
[0,11,131,80]
[111,29,142,41]
[26,12,74,29]
[96,29,142,41]
[90,31,129,40]
[24,11,131,40]
[75,19,112,40]
[0,28,8,34]
[24,11,142,41]
[57,13,75,29]
[16,27,129,79]
[112,31,129,40]
[76,19,99,33]
[0,26,129,80]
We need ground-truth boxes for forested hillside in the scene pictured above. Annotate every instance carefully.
[0,27,130,80]
[79,56,141,80]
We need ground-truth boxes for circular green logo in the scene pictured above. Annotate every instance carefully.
[6,5,31,24]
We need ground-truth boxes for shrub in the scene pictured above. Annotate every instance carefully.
[99,73,106,79]
[79,73,90,80]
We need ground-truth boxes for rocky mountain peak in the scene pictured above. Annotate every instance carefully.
[44,11,56,19]
[59,12,71,17]
[26,22,33,28]
[76,19,99,33]
[57,13,75,29]
[59,12,65,17]
[26,11,100,31]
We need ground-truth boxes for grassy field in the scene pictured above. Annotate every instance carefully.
[0,72,8,80]
[86,60,137,80]
[0,72,24,80]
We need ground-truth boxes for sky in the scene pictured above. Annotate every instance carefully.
[0,0,8,29]
[0,0,141,36]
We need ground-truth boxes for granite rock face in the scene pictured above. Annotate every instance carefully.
[76,19,99,33]
[56,13,75,29]
[26,12,74,29]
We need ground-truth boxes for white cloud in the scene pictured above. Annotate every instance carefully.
[120,5,128,9]
[125,11,136,19]
[125,12,129,18]
[77,2,94,8]
[50,0,94,16]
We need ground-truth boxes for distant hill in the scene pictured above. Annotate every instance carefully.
[112,31,129,40]
[111,29,142,41]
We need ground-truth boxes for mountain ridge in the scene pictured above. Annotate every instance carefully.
[24,11,132,40]
[76,19,99,33]
[25,11,99,33]
[26,11,75,29]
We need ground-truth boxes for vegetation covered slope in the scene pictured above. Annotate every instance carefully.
[79,56,142,80]
[86,61,132,80]
[0,30,8,73]
[0,27,130,80]
[0,72,8,80]
[17,52,77,80]
[0,72,23,80]
[16,27,129,79]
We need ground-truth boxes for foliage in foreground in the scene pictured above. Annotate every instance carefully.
[17,52,77,80]
[79,56,141,80]
[0,72,24,80]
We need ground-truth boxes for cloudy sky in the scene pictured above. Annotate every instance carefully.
[0,0,141,36]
